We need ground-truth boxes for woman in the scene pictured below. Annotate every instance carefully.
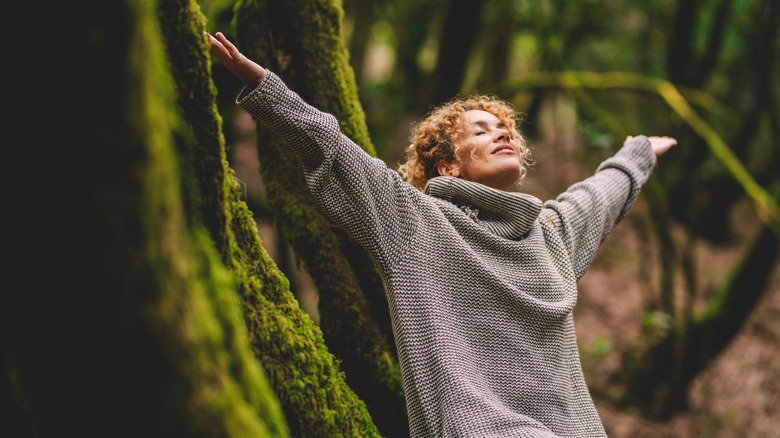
[209,32,676,437]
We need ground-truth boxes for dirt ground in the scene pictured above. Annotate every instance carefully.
[228,108,780,438]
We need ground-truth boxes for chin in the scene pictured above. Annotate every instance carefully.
[496,166,522,188]
[485,170,521,191]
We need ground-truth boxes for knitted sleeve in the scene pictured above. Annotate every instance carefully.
[542,136,656,279]
[237,71,419,272]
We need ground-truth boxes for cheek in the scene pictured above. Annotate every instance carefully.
[455,141,477,162]
[471,141,496,161]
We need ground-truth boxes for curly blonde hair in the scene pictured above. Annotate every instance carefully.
[398,95,531,190]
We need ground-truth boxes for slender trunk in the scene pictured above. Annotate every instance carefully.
[645,179,677,315]
[694,0,733,87]
[235,0,408,435]
[691,0,780,241]
[477,0,516,91]
[429,0,487,105]
[666,0,701,85]
[392,0,442,110]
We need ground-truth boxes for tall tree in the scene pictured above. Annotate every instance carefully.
[622,0,780,417]
[233,0,408,436]
[158,0,383,435]
[2,1,287,436]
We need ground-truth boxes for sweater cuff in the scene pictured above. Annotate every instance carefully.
[604,135,655,171]
[236,69,281,116]
[597,136,655,184]
[593,135,656,223]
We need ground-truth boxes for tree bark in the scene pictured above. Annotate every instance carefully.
[234,0,408,436]
[158,0,382,436]
[2,1,286,436]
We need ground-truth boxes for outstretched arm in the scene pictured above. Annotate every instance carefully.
[207,32,267,87]
[206,32,420,273]
[543,135,675,278]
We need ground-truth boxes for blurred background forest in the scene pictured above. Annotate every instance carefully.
[3,0,779,437]
[207,0,780,436]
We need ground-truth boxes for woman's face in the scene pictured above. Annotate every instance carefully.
[441,109,523,191]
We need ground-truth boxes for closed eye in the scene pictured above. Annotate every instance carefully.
[474,131,486,136]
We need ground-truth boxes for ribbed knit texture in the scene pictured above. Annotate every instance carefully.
[239,72,656,437]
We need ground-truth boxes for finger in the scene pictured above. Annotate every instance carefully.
[207,33,232,61]
[207,32,221,49]
[215,32,242,59]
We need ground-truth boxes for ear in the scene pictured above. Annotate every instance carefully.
[437,161,461,178]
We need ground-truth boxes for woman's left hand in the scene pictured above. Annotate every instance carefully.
[648,136,677,157]
[626,135,678,157]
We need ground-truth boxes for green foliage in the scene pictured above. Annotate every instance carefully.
[580,337,614,363]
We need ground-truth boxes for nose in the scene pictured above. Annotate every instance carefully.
[494,128,510,142]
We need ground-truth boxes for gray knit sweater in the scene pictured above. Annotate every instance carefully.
[239,72,656,438]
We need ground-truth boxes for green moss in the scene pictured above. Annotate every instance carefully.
[233,2,407,434]
[154,0,409,433]
[177,230,289,437]
[159,1,386,433]
[224,209,381,435]
[158,0,231,259]
[3,0,293,435]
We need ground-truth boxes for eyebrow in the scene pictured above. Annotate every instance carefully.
[470,120,507,128]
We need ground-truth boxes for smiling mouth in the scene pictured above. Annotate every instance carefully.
[491,145,515,154]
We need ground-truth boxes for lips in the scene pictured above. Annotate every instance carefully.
[491,144,515,155]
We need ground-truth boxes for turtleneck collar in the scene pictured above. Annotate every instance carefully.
[424,176,543,240]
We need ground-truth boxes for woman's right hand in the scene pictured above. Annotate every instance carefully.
[207,32,267,87]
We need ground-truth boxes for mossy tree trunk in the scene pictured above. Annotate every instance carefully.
[158,0,381,436]
[234,0,409,436]
[680,0,779,242]
[2,1,287,436]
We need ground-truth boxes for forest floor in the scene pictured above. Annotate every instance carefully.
[228,108,780,438]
